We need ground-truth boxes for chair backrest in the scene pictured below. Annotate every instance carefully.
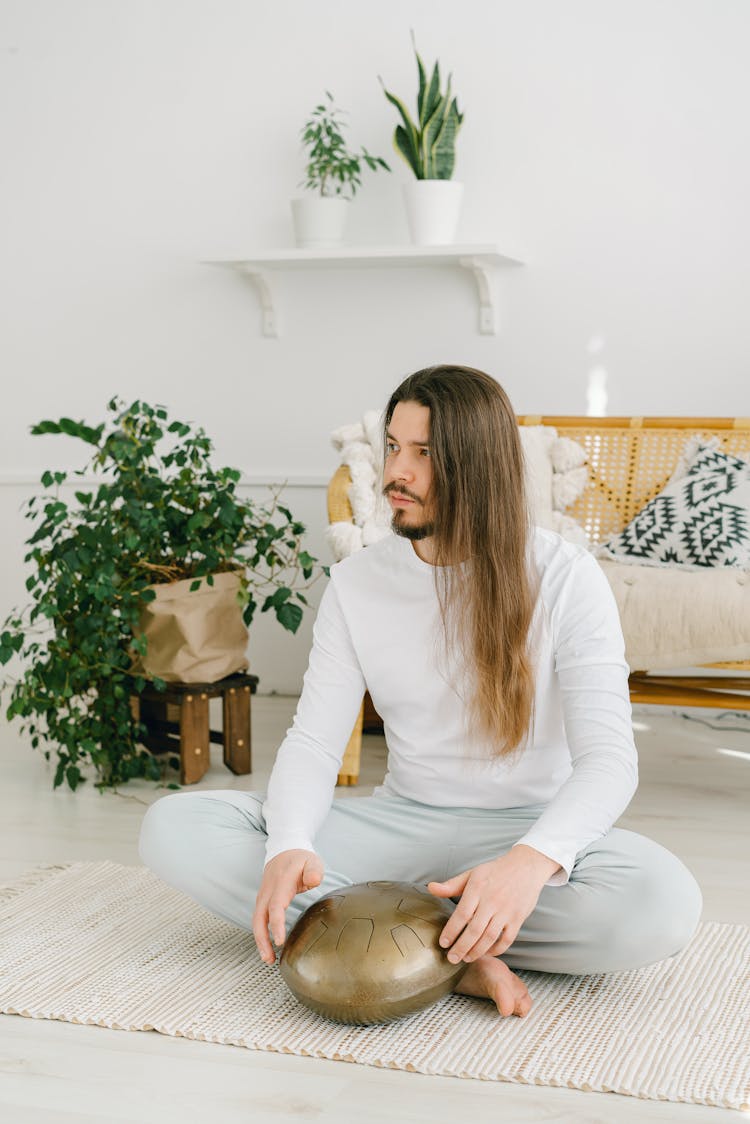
[327,464,355,523]
[518,416,750,543]
[328,417,750,546]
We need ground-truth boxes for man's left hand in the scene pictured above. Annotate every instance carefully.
[427,845,562,963]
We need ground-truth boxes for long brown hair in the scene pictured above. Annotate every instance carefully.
[384,365,538,756]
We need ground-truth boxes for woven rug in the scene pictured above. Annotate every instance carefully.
[0,863,747,1111]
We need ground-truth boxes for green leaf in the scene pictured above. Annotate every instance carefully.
[383,89,421,176]
[53,755,68,789]
[419,58,442,131]
[276,601,303,634]
[263,587,291,612]
[381,84,417,138]
[37,417,103,445]
[421,76,451,178]
[66,764,83,790]
[415,41,428,124]
[429,86,463,180]
[32,421,64,437]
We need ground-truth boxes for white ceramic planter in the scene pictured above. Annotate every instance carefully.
[402,180,464,245]
[291,197,349,248]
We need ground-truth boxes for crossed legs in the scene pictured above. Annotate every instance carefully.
[139,789,702,1003]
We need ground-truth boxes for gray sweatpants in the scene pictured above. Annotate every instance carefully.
[138,790,702,975]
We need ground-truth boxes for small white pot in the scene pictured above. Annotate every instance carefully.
[291,197,349,248]
[402,180,464,245]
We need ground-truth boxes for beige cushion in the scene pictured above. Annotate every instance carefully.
[599,560,750,670]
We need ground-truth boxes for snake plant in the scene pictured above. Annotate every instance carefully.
[380,39,464,180]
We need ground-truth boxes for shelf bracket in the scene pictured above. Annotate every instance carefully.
[204,246,525,337]
[235,266,278,337]
[459,256,497,335]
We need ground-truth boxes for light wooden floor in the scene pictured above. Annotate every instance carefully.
[1,698,748,1124]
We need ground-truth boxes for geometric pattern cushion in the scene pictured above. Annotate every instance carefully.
[596,445,750,570]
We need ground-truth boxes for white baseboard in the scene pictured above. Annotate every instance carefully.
[0,472,329,489]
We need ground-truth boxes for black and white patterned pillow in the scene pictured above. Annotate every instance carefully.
[596,445,750,569]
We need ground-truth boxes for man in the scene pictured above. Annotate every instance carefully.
[139,365,702,1018]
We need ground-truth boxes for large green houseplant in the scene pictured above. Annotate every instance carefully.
[292,91,390,247]
[0,399,325,791]
[380,37,465,244]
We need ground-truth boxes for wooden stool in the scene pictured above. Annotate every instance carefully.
[133,673,258,784]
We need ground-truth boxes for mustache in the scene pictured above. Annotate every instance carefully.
[383,482,423,504]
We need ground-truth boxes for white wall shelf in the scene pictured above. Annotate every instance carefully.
[202,244,525,338]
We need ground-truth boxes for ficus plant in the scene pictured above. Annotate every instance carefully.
[380,36,464,180]
[0,399,326,792]
[300,90,390,198]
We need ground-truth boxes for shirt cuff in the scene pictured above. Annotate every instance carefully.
[264,835,317,866]
[512,836,572,886]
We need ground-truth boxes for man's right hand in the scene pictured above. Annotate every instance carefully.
[252,849,324,965]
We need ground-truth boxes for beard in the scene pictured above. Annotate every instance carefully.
[392,514,436,541]
[383,483,435,541]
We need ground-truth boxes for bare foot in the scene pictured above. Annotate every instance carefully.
[453,955,533,1018]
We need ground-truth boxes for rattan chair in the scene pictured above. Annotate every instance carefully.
[327,465,366,785]
[327,418,750,784]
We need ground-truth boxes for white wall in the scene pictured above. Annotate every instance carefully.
[1,0,748,692]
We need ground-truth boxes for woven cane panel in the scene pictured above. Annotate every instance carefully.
[327,464,354,523]
[519,418,750,544]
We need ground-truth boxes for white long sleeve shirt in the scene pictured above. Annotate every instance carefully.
[263,528,638,882]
